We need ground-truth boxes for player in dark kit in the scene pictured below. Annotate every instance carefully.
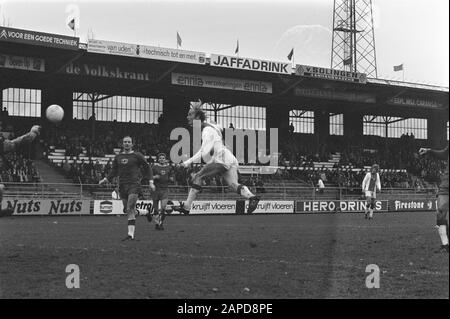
[148,153,174,230]
[0,125,41,217]
[419,145,449,253]
[99,136,155,240]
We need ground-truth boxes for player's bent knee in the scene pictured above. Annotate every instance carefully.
[127,208,137,217]
[191,183,203,193]
[192,175,202,185]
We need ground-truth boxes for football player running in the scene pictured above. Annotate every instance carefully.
[173,100,260,215]
[149,152,174,230]
[99,136,155,240]
[362,164,381,220]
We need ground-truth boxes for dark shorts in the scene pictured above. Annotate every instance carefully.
[119,183,141,199]
[152,188,169,201]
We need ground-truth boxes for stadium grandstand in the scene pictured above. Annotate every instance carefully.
[0,26,448,209]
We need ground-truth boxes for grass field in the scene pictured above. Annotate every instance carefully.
[0,212,448,299]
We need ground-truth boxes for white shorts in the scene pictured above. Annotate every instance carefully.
[365,191,376,199]
[210,148,239,170]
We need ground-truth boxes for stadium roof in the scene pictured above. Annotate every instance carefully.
[367,78,449,93]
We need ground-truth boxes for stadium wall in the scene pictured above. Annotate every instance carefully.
[1,197,438,216]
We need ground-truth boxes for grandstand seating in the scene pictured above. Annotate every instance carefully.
[1,117,445,201]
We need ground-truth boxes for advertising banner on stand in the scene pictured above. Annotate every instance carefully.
[389,199,437,211]
[246,200,295,214]
[1,198,90,215]
[296,200,389,213]
[210,54,291,75]
[0,54,45,72]
[93,200,153,215]
[0,27,79,50]
[88,39,206,64]
[295,65,367,84]
[172,73,272,94]
[93,200,236,215]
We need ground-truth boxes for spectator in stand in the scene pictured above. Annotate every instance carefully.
[317,178,325,194]
[288,123,294,135]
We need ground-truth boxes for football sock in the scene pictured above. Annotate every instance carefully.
[438,225,449,246]
[240,186,254,199]
[369,209,373,218]
[159,209,166,225]
[185,188,199,209]
[128,219,136,238]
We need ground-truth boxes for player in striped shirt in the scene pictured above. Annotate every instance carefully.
[362,164,381,220]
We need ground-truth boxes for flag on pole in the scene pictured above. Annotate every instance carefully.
[287,48,294,61]
[235,39,239,54]
[67,18,75,31]
[393,64,403,72]
[176,32,182,47]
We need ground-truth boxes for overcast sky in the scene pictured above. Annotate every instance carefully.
[0,0,448,86]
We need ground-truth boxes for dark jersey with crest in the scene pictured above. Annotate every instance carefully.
[107,151,152,185]
[152,163,173,189]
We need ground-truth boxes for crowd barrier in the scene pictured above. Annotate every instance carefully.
[1,197,437,216]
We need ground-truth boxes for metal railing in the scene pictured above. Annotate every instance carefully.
[0,182,439,201]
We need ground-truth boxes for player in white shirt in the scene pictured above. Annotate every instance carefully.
[173,101,260,214]
[362,164,381,220]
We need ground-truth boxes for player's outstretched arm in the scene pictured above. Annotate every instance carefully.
[429,146,448,160]
[2,125,41,153]
[99,177,109,185]
[419,146,448,160]
[149,179,155,191]
[183,127,215,167]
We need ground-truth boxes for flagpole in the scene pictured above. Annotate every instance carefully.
[402,63,405,82]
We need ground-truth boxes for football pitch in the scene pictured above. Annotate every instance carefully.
[0,212,448,299]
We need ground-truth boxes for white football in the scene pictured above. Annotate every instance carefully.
[46,104,64,123]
